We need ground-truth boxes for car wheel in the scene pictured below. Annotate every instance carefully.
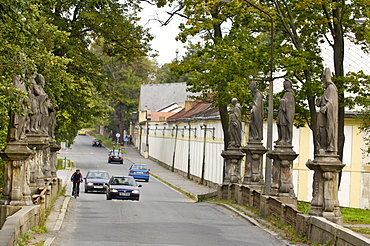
[106,194,111,200]
[85,189,88,193]
[120,161,123,164]
[108,159,111,163]
[146,179,149,182]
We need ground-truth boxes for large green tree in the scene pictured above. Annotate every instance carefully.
[0,0,153,146]
[154,0,273,149]
[154,0,370,162]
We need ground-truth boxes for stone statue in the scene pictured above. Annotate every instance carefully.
[8,75,30,141]
[316,67,338,153]
[275,78,295,146]
[228,98,242,148]
[28,75,42,133]
[249,81,264,141]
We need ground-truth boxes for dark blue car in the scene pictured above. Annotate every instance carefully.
[105,176,142,201]
[128,164,150,182]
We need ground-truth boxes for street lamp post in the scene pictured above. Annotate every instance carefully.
[220,0,274,193]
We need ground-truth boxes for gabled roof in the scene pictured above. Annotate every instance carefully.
[167,101,218,121]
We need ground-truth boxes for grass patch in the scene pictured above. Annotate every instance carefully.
[267,217,310,244]
[57,158,74,170]
[346,227,370,235]
[297,200,370,224]
[17,226,47,246]
[341,207,370,224]
[297,201,311,214]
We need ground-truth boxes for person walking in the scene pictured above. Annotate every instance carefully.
[71,169,83,198]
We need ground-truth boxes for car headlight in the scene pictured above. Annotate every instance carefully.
[111,189,118,193]
[132,190,139,194]
[87,182,94,186]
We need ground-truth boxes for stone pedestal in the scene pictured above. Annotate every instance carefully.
[221,147,244,184]
[242,141,267,189]
[0,141,34,205]
[306,153,345,225]
[50,140,60,178]
[267,145,298,206]
[27,133,50,187]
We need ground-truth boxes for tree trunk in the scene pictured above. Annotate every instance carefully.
[332,0,345,187]
[332,0,345,161]
[211,10,230,150]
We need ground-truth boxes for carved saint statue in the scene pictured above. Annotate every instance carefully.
[28,74,49,134]
[316,67,338,153]
[249,81,264,141]
[8,75,30,141]
[228,98,242,148]
[275,79,295,146]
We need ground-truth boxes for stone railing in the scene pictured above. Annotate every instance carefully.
[0,177,62,246]
[218,184,370,246]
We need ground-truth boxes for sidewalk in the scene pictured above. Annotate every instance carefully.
[29,145,218,246]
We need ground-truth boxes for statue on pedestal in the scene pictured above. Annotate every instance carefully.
[249,81,264,142]
[228,98,242,148]
[275,79,295,146]
[316,67,338,154]
[306,67,344,224]
[8,75,30,142]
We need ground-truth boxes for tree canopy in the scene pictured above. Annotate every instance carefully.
[152,0,370,157]
[0,0,153,146]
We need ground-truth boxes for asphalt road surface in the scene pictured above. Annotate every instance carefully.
[52,135,287,246]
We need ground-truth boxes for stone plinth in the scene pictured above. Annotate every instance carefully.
[306,153,345,225]
[0,141,34,205]
[26,133,50,187]
[267,145,298,206]
[242,141,267,189]
[50,140,60,178]
[221,147,244,184]
[26,133,49,150]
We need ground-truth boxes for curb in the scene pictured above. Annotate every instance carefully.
[53,196,70,231]
[43,196,70,246]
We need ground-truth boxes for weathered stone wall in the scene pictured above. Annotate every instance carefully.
[218,184,370,245]
[0,177,61,245]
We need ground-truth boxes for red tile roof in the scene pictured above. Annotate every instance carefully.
[167,101,218,121]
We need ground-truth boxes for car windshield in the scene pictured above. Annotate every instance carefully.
[132,165,148,170]
[110,150,121,156]
[111,177,135,186]
[87,172,109,179]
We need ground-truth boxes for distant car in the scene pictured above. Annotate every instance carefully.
[84,170,110,193]
[92,139,102,147]
[128,164,150,182]
[78,129,87,135]
[108,149,124,164]
[105,176,142,200]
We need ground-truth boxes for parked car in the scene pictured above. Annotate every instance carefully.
[108,149,123,164]
[78,129,87,135]
[92,139,103,147]
[105,176,142,200]
[84,170,110,193]
[128,164,150,182]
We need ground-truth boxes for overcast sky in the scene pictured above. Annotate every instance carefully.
[138,3,187,65]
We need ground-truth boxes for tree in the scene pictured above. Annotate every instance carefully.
[153,0,273,149]
[267,0,370,162]
[36,0,153,144]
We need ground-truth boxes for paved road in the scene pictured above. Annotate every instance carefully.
[51,135,287,246]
